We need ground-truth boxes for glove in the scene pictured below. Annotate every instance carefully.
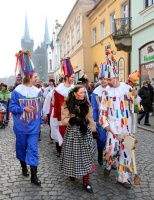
[69,117,84,126]
[75,118,84,126]
[69,117,76,125]
[92,131,99,139]
[80,124,87,135]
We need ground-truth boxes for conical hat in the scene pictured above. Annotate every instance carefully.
[15,50,35,76]
[104,47,118,78]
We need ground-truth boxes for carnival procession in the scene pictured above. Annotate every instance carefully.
[0,0,154,199]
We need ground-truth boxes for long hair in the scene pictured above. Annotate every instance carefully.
[66,85,89,116]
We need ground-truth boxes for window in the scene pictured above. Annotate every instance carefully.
[145,0,154,8]
[101,21,105,40]
[75,70,81,84]
[76,20,80,42]
[93,28,97,45]
[110,12,115,33]
[121,3,128,27]
[67,34,70,52]
[122,4,128,18]
[71,28,75,48]
[49,59,52,71]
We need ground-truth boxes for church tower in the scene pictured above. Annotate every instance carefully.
[32,17,51,82]
[21,14,34,52]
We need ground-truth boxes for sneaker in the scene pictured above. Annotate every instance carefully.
[117,180,131,189]
[83,184,93,193]
[144,123,151,126]
[104,168,110,177]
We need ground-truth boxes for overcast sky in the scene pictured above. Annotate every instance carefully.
[0,0,76,78]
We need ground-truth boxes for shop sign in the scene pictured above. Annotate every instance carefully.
[141,42,154,64]
[145,62,154,69]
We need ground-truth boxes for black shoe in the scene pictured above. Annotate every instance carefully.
[104,168,110,178]
[111,163,117,170]
[30,166,41,186]
[83,184,93,193]
[20,161,29,177]
[144,123,151,126]
[22,168,29,177]
[69,177,75,181]
[138,120,140,124]
[98,157,103,166]
[31,176,41,186]
[57,151,61,157]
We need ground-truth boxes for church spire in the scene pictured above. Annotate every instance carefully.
[44,17,50,44]
[23,13,31,42]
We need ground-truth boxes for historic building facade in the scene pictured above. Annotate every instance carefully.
[130,0,154,85]
[56,0,96,83]
[21,15,51,82]
[87,0,130,82]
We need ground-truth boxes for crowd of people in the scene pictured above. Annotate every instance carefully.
[0,49,154,194]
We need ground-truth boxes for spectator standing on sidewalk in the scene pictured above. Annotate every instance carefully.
[0,83,11,101]
[138,80,153,126]
[9,50,43,186]
[43,79,56,98]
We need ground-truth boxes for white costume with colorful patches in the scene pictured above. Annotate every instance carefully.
[99,82,141,182]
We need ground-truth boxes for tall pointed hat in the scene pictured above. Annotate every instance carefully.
[61,57,74,77]
[103,44,119,78]
[99,63,106,79]
[15,50,35,76]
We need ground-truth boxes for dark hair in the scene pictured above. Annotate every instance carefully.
[49,78,55,82]
[59,77,64,83]
[66,85,89,115]
[63,75,68,82]
[1,84,7,89]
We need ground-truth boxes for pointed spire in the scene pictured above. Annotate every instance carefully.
[23,13,31,42]
[44,17,50,44]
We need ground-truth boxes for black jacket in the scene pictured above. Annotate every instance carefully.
[138,86,153,112]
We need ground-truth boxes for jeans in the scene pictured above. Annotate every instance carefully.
[138,112,149,124]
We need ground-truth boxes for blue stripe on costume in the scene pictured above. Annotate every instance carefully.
[91,86,107,149]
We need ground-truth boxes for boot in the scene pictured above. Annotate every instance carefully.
[20,160,29,177]
[56,142,61,157]
[97,147,103,166]
[38,131,41,141]
[30,166,41,186]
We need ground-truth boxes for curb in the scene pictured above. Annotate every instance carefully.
[137,125,154,133]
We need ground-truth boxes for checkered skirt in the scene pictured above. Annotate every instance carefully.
[59,125,96,178]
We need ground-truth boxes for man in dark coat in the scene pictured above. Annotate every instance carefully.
[138,81,153,126]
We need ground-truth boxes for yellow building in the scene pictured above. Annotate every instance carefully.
[87,0,130,82]
[58,0,95,83]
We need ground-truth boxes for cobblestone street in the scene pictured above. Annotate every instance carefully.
[0,120,154,200]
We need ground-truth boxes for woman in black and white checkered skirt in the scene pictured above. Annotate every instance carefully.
[59,85,97,193]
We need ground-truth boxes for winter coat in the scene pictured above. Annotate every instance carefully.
[138,86,153,112]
